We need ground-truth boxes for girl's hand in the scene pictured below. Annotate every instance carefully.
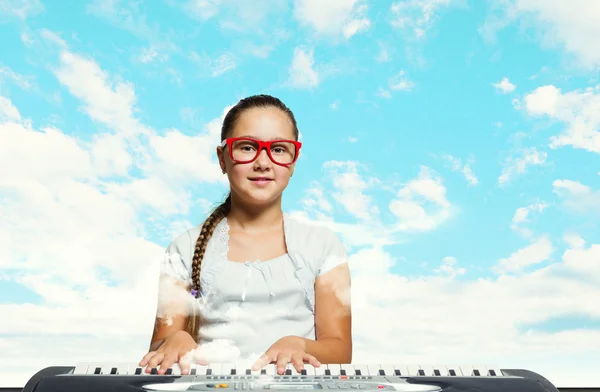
[139,330,198,375]
[252,336,321,374]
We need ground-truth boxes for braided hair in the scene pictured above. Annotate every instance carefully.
[186,94,300,339]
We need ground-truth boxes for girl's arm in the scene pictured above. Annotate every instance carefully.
[148,276,193,351]
[304,263,353,363]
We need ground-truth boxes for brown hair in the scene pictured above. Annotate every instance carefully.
[186,94,300,339]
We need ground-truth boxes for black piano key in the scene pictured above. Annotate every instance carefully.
[449,369,456,376]
[206,369,212,375]
[110,367,117,375]
[190,369,197,375]
[301,369,307,375]
[473,369,480,376]
[418,369,425,376]
[394,369,401,376]
[489,370,497,376]
[340,369,346,376]
[325,369,331,376]
[261,369,266,375]
[94,367,101,375]
[434,369,441,376]
[355,370,361,376]
[151,368,158,375]
[166,368,173,375]
[378,369,385,376]
[285,369,292,375]
[135,368,142,375]
[246,369,251,375]
[231,369,236,375]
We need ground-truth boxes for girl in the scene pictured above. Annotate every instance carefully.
[139,95,352,376]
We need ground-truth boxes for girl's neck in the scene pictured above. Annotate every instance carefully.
[227,197,284,233]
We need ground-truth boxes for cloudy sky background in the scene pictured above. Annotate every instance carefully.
[1,0,600,388]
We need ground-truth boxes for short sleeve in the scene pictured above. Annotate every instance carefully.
[159,230,193,286]
[317,229,349,276]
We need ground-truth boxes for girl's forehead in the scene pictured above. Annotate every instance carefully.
[231,107,295,139]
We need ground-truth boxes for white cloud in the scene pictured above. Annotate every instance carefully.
[552,179,600,214]
[481,0,600,69]
[498,147,547,185]
[441,154,478,186]
[322,161,379,222]
[511,201,550,238]
[389,70,415,91]
[184,0,222,20]
[293,0,370,39]
[389,166,453,232]
[0,65,34,90]
[493,77,516,93]
[0,96,21,122]
[295,165,454,249]
[53,50,149,138]
[190,51,238,78]
[494,237,554,274]
[287,47,319,89]
[563,233,585,249]
[347,239,600,387]
[521,84,600,154]
[0,0,43,19]
[388,0,452,39]
[435,256,466,279]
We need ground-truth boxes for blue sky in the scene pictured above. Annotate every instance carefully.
[1,0,600,388]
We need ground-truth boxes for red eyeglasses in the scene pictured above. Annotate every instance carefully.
[221,137,302,166]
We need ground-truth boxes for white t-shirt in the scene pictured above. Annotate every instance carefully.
[159,213,348,362]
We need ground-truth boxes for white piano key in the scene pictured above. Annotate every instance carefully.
[126,363,143,375]
[406,365,422,376]
[86,362,105,374]
[470,365,487,377]
[286,363,301,375]
[221,363,236,375]
[460,365,477,377]
[445,365,462,376]
[194,364,209,375]
[303,364,316,375]
[392,365,408,376]
[208,363,222,375]
[486,366,504,377]
[327,364,341,375]
[340,364,354,376]
[366,364,381,376]
[352,364,367,376]
[265,364,277,375]
[314,364,326,375]
[419,365,435,377]
[167,363,181,375]
[73,362,89,375]
[430,365,447,377]
[380,364,396,377]
[101,364,117,375]
[235,362,253,376]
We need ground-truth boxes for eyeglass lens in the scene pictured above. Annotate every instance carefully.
[232,139,296,164]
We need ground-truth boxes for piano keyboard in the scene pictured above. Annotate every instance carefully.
[72,362,505,378]
[22,363,560,392]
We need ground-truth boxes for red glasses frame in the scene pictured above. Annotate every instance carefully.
[221,137,302,166]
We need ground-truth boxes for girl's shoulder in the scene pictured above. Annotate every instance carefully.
[284,213,348,276]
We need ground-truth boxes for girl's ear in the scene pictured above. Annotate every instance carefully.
[216,146,226,173]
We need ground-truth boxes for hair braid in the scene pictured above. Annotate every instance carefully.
[186,193,232,339]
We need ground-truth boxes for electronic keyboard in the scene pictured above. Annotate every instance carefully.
[22,362,560,392]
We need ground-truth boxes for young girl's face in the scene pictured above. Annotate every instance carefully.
[217,106,297,207]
